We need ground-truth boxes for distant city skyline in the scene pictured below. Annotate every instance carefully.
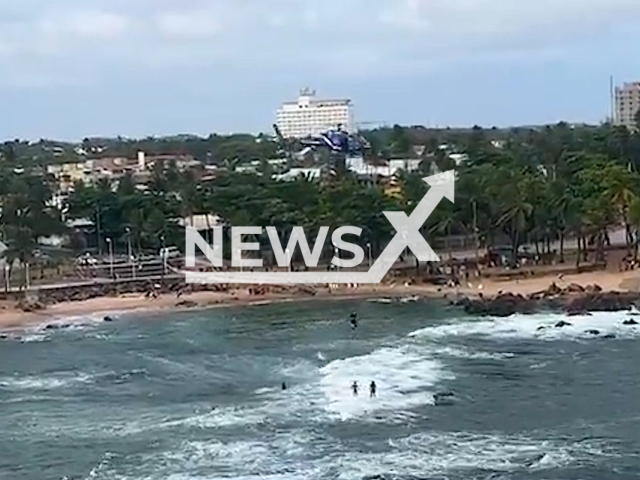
[1,0,640,141]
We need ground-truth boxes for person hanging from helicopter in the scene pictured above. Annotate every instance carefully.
[349,312,358,330]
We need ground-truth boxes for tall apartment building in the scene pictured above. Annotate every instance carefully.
[276,88,354,138]
[615,82,640,128]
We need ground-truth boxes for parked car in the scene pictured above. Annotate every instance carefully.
[159,247,181,259]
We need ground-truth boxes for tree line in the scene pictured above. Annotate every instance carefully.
[2,122,640,283]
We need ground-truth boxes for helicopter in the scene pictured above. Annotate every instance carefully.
[273,124,371,162]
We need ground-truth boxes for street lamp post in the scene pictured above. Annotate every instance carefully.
[125,227,134,279]
[96,205,102,256]
[472,199,480,268]
[160,235,166,277]
[285,247,292,273]
[366,242,372,269]
[105,237,114,279]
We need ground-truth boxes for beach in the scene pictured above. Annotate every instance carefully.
[2,268,640,332]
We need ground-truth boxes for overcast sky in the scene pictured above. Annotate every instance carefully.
[1,0,639,140]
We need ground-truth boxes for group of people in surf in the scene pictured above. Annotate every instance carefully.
[281,311,378,398]
[349,312,377,398]
[351,380,376,397]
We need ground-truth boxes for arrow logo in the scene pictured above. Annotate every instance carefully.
[185,170,455,284]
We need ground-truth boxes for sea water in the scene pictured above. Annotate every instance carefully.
[0,300,639,479]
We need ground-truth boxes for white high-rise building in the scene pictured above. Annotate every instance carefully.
[276,88,354,138]
[615,82,640,128]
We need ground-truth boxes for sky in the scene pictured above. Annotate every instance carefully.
[1,0,640,140]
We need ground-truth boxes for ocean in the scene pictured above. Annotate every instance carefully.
[1,298,640,479]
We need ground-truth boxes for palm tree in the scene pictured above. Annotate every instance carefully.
[629,197,640,260]
[2,226,36,290]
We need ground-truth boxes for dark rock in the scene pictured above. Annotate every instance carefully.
[564,292,638,314]
[585,284,603,293]
[17,299,46,312]
[555,320,572,328]
[0,334,8,339]
[623,319,639,325]
[603,334,617,339]
[176,300,198,308]
[462,292,536,317]
[585,329,600,335]
[566,283,586,293]
[453,297,473,308]
[44,324,60,330]
[545,282,563,296]
[103,316,114,322]
[457,288,640,318]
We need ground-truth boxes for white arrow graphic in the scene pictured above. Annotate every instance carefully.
[366,170,455,283]
[185,170,455,284]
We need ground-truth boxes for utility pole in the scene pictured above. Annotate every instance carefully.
[105,238,114,279]
[473,199,480,267]
[610,75,615,124]
[125,227,134,279]
[96,206,102,256]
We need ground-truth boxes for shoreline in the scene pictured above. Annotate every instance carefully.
[0,284,442,333]
[2,269,640,332]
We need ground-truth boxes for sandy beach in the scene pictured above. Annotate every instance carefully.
[2,268,640,332]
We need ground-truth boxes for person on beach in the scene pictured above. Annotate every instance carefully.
[352,381,358,396]
[370,381,376,397]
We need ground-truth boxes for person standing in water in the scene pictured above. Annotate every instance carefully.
[350,312,358,330]
[352,381,358,396]
[281,382,287,390]
[370,381,376,397]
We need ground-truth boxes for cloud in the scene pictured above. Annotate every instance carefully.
[154,8,223,40]
[39,10,130,40]
[0,0,639,85]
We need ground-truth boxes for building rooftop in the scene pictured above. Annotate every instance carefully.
[279,89,351,107]
[281,99,351,107]
[617,82,640,89]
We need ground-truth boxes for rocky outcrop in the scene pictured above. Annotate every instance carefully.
[456,284,640,317]
[564,292,638,314]
[566,283,586,293]
[16,298,46,312]
[458,292,537,317]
